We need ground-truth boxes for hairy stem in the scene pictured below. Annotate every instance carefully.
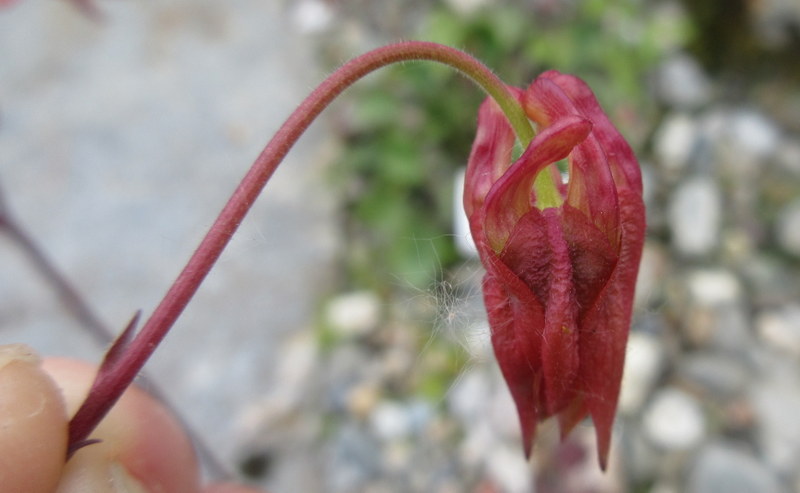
[67,40,538,454]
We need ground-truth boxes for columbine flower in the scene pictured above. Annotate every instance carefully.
[464,70,645,468]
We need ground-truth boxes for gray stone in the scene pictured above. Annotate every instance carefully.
[620,425,661,483]
[756,304,800,356]
[687,442,784,493]
[451,365,520,454]
[750,0,800,48]
[640,162,658,210]
[643,388,706,451]
[650,482,682,493]
[445,0,491,16]
[740,255,800,305]
[750,353,800,474]
[697,108,730,143]
[368,399,433,441]
[654,112,698,174]
[484,443,533,493]
[677,353,750,398]
[633,242,669,309]
[668,177,722,256]
[775,139,800,176]
[656,54,712,109]
[447,367,491,423]
[486,368,525,441]
[727,109,782,161]
[324,345,376,413]
[776,198,800,257]
[328,423,381,492]
[232,332,319,434]
[710,305,753,354]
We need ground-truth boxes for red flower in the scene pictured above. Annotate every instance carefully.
[464,71,645,468]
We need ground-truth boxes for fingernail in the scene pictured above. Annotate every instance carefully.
[109,462,147,493]
[0,343,40,370]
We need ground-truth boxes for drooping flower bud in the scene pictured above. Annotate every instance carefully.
[464,71,645,469]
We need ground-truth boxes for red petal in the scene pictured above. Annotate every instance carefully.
[500,208,580,415]
[530,71,642,196]
[560,204,618,311]
[464,89,522,221]
[568,140,620,246]
[482,116,591,252]
[481,255,545,457]
[575,190,646,469]
[524,77,620,245]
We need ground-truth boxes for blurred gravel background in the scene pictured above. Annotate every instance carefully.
[2,1,800,492]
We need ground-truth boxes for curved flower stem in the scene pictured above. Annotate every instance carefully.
[67,41,541,454]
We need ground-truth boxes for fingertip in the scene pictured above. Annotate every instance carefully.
[42,357,201,493]
[0,344,68,493]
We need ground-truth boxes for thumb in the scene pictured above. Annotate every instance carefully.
[0,344,69,493]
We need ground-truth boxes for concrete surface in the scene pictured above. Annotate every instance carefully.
[0,0,339,483]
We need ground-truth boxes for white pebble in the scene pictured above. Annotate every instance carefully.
[620,332,665,415]
[669,177,722,256]
[728,110,781,160]
[643,388,706,451]
[325,291,381,337]
[657,54,712,108]
[756,304,800,356]
[686,269,742,306]
[370,401,411,440]
[485,444,533,493]
[447,369,490,423]
[369,400,432,441]
[290,0,334,34]
[445,0,490,16]
[655,113,698,174]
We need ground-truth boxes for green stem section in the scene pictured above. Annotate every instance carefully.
[67,40,554,454]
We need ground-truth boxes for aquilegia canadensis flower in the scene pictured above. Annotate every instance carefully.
[52,39,641,468]
[464,70,645,468]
